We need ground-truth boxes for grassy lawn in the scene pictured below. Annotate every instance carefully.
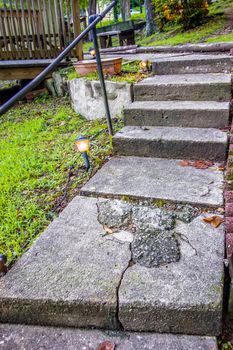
[83,0,232,50]
[0,96,122,265]
[137,17,226,46]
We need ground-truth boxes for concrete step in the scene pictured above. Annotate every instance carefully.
[113,126,228,161]
[0,196,224,336]
[152,54,232,75]
[81,156,224,207]
[0,324,218,349]
[134,74,232,101]
[124,100,230,129]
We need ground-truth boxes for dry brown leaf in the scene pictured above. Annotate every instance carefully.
[179,160,190,167]
[194,160,214,169]
[103,225,113,235]
[179,160,214,169]
[98,341,116,350]
[203,215,224,228]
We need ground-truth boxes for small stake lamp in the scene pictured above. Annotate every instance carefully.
[89,47,96,59]
[0,254,7,275]
[75,135,90,171]
[139,60,150,73]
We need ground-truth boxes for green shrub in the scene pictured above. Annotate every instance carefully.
[154,0,209,30]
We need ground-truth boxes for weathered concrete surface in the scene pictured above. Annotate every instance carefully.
[124,100,230,128]
[152,54,232,75]
[0,324,218,350]
[113,126,228,161]
[134,74,232,101]
[119,214,225,335]
[132,230,180,267]
[0,196,131,329]
[69,78,132,120]
[81,156,224,207]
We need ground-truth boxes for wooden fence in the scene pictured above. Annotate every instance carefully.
[0,0,83,60]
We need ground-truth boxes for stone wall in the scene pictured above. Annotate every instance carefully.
[68,78,133,120]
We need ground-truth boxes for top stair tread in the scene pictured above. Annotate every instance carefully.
[137,73,231,86]
[152,54,231,63]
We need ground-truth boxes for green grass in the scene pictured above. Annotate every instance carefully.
[209,0,233,16]
[206,33,233,43]
[64,60,147,84]
[137,17,226,46]
[0,96,123,265]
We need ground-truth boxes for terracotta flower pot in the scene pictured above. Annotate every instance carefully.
[73,57,122,76]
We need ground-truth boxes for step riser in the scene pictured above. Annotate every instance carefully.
[113,138,227,161]
[152,59,232,75]
[124,108,229,128]
[134,84,231,102]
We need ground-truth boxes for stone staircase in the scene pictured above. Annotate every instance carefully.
[0,54,232,349]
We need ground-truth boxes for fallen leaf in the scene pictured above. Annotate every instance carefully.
[179,160,214,169]
[179,160,190,167]
[217,207,225,214]
[193,160,214,169]
[103,225,113,235]
[203,215,224,228]
[98,341,116,350]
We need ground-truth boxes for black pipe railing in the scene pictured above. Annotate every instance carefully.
[0,0,117,135]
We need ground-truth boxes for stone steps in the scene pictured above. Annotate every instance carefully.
[113,126,228,161]
[0,196,224,336]
[0,324,218,350]
[81,156,224,207]
[134,74,232,101]
[124,100,230,128]
[152,54,232,75]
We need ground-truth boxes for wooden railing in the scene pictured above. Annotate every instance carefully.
[0,0,83,60]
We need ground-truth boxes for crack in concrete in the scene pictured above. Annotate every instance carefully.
[115,242,134,330]
[176,232,197,256]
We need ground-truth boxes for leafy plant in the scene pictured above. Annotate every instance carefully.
[154,0,209,30]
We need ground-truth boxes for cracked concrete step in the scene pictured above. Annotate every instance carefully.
[113,126,228,161]
[134,74,232,101]
[81,156,224,207]
[0,324,218,350]
[124,100,230,129]
[0,196,130,330]
[0,196,224,336]
[152,54,232,75]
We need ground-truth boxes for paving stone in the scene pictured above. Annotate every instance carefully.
[97,198,132,229]
[81,156,224,207]
[124,100,230,129]
[152,54,232,74]
[225,190,233,203]
[119,214,225,335]
[132,229,180,268]
[132,205,175,231]
[173,204,199,223]
[134,74,232,101]
[113,126,228,161]
[0,324,218,350]
[0,196,131,329]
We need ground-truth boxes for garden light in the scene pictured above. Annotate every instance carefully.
[139,60,150,72]
[89,47,96,58]
[75,135,90,171]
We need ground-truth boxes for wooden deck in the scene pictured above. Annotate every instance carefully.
[0,0,83,80]
[0,59,68,80]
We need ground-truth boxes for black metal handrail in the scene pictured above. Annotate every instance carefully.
[0,0,117,135]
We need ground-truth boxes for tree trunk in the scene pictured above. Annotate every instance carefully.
[88,0,97,16]
[121,0,131,21]
[145,0,157,36]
